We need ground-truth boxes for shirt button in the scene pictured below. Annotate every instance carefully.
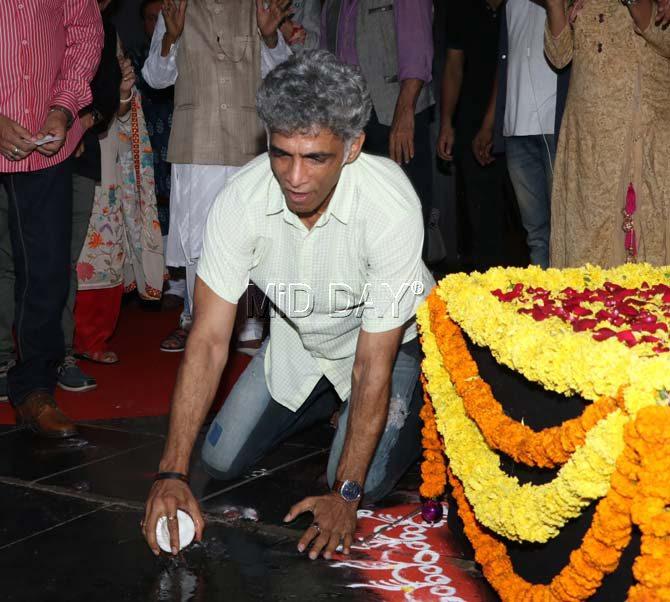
[220,103,228,109]
[18,3,24,8]
[217,53,225,60]
[214,6,221,13]
[502,54,507,60]
[24,108,29,114]
[23,74,29,80]
[21,40,28,46]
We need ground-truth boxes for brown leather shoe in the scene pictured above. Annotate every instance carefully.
[15,391,78,438]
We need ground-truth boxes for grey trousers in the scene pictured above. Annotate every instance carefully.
[0,174,96,363]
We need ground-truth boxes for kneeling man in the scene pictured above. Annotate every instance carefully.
[142,50,434,561]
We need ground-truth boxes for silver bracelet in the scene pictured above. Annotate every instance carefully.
[119,91,134,104]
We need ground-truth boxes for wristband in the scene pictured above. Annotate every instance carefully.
[154,471,189,483]
[119,91,134,104]
[48,105,74,129]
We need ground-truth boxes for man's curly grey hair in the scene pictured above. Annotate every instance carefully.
[256,50,372,144]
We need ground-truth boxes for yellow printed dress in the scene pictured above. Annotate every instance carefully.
[545,1,670,268]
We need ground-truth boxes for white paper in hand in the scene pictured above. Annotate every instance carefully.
[156,509,195,553]
[33,135,63,146]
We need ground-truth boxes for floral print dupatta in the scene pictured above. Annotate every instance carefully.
[76,88,165,300]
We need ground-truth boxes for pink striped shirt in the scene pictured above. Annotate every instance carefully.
[0,0,103,173]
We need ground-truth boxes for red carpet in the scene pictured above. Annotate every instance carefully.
[0,302,251,424]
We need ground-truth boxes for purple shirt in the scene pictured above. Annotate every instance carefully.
[320,0,433,83]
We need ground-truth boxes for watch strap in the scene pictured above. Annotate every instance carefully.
[154,471,189,484]
[332,479,362,502]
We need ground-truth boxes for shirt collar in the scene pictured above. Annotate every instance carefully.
[265,164,356,227]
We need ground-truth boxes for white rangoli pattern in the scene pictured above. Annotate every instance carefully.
[331,505,467,601]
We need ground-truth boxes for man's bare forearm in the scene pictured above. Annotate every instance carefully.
[159,336,229,474]
[481,71,498,131]
[396,78,424,115]
[335,361,394,485]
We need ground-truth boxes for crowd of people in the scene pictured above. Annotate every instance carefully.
[1,0,669,563]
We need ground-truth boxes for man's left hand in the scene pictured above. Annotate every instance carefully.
[256,0,293,47]
[284,493,358,560]
[34,111,67,157]
[389,104,415,165]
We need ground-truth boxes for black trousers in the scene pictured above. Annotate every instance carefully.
[0,159,73,406]
[363,107,434,226]
[455,150,510,272]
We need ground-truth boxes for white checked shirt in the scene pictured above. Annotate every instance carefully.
[198,152,435,411]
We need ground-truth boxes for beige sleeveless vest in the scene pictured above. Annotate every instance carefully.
[167,0,265,166]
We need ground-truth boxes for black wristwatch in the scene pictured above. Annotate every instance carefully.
[332,479,363,503]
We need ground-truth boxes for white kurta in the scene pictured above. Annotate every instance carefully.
[142,14,291,267]
[504,0,558,137]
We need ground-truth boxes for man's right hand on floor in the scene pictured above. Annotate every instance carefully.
[142,478,204,555]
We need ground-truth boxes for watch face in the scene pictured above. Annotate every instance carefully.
[340,480,362,502]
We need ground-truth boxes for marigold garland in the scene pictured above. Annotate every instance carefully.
[427,292,623,468]
[418,372,447,499]
[417,301,628,543]
[447,455,633,602]
[446,406,670,602]
[627,406,670,601]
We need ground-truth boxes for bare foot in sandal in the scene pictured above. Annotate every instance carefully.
[78,350,119,364]
[160,327,189,353]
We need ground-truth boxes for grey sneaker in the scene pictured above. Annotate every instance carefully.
[0,360,13,402]
[57,355,97,393]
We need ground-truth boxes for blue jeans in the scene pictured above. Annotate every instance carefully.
[505,135,556,269]
[202,337,423,503]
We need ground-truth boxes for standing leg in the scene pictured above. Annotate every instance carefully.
[6,161,76,437]
[505,135,552,269]
[58,173,97,391]
[326,338,423,503]
[73,285,124,361]
[0,182,16,400]
[458,151,509,271]
[62,174,96,355]
[540,134,557,234]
